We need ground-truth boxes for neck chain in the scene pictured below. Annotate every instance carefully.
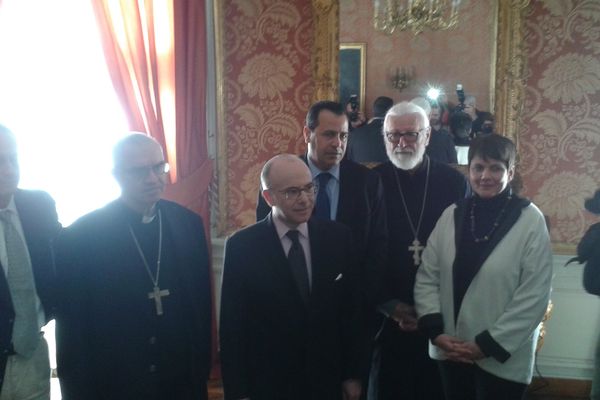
[129,209,170,315]
[470,195,512,243]
[392,158,430,266]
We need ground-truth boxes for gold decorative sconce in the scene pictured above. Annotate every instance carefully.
[391,66,415,92]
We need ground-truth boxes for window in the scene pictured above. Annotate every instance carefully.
[0,0,130,227]
[0,2,130,398]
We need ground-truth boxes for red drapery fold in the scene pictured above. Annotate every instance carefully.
[91,0,212,223]
[92,0,216,377]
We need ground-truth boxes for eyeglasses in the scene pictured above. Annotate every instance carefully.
[384,129,425,144]
[120,161,170,180]
[274,183,317,200]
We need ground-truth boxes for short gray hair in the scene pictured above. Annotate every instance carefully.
[384,101,430,133]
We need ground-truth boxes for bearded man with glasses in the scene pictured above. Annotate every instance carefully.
[56,133,212,400]
[371,102,470,400]
[221,154,368,400]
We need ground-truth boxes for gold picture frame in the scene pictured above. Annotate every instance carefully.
[339,43,366,114]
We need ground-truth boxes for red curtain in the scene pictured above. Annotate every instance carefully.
[91,0,212,224]
[92,0,217,376]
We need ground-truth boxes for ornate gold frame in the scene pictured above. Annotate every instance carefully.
[494,0,530,148]
[213,0,531,236]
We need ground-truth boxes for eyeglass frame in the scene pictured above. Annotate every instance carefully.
[118,161,170,180]
[384,127,428,144]
[268,183,317,201]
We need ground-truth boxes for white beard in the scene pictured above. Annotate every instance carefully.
[387,145,426,171]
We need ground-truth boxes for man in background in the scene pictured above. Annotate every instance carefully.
[257,100,387,318]
[373,102,469,400]
[464,95,494,137]
[426,104,457,164]
[0,124,60,400]
[56,133,212,400]
[222,154,367,400]
[346,96,394,165]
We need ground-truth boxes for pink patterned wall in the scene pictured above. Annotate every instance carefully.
[520,0,600,246]
[340,0,496,117]
[222,0,314,231]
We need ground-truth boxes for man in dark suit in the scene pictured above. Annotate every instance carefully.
[221,154,368,400]
[256,100,387,312]
[0,124,60,400]
[346,96,394,165]
[56,133,212,400]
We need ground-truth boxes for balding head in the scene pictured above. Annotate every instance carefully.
[112,133,168,215]
[260,154,314,228]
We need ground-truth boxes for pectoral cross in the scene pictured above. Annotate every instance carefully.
[148,286,170,316]
[408,238,425,266]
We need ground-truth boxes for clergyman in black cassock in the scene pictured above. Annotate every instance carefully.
[56,134,212,400]
[371,102,469,400]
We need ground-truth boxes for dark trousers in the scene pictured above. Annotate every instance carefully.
[371,322,445,400]
[438,360,527,400]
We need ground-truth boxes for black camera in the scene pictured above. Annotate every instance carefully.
[347,94,359,122]
[455,84,466,111]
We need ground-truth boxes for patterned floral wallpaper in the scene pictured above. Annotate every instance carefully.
[521,0,600,247]
[219,0,600,246]
[222,0,314,231]
[340,0,496,116]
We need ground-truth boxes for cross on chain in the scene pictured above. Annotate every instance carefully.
[408,239,425,266]
[148,285,170,316]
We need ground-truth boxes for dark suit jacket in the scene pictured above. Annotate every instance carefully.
[56,199,211,400]
[346,118,388,164]
[220,215,368,400]
[256,157,388,308]
[0,189,60,391]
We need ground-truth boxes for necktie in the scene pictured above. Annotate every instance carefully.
[286,230,310,305]
[315,173,332,220]
[1,210,39,358]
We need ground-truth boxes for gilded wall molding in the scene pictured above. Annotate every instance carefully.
[213,0,228,236]
[494,0,530,148]
[311,0,339,102]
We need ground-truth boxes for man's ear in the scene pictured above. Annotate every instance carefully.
[302,126,311,144]
[262,189,275,207]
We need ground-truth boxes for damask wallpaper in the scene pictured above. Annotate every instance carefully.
[521,0,600,247]
[221,0,314,231]
[340,0,496,116]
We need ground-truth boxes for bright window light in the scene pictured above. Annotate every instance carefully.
[0,0,130,227]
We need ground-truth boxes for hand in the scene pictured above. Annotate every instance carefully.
[391,302,418,332]
[342,379,362,400]
[458,341,485,361]
[433,334,472,363]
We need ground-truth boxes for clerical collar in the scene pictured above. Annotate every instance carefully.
[306,155,340,182]
[118,199,160,225]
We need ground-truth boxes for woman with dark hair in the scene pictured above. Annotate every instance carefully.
[414,134,553,400]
